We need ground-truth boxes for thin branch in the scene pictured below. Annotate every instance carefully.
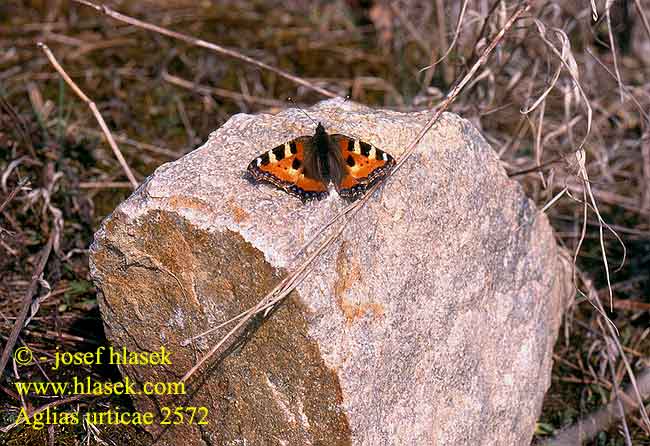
[542,345,650,445]
[162,71,288,108]
[0,96,36,158]
[0,178,29,214]
[605,0,625,102]
[420,0,469,75]
[0,233,54,379]
[507,156,566,177]
[37,43,139,189]
[633,0,650,43]
[78,181,133,189]
[74,126,180,159]
[71,0,338,99]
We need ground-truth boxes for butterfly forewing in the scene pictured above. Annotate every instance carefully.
[247,136,329,201]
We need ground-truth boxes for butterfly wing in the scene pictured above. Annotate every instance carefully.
[247,136,329,202]
[329,135,395,199]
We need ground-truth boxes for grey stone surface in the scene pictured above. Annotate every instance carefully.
[90,98,571,445]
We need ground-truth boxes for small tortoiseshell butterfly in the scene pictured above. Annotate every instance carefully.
[247,122,395,202]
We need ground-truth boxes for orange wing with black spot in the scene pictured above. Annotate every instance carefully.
[247,136,328,202]
[330,135,395,199]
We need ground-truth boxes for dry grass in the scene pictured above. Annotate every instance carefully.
[1,0,649,445]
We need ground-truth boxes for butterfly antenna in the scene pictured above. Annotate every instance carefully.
[287,97,318,126]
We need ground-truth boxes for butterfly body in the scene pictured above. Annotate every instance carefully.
[247,123,395,202]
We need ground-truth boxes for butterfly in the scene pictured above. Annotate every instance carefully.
[247,122,395,202]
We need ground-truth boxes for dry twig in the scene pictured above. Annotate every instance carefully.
[71,0,338,99]
[542,348,650,445]
[162,71,288,109]
[37,43,139,189]
[0,233,54,380]
[0,178,28,215]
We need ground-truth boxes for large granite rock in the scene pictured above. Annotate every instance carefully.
[89,98,571,445]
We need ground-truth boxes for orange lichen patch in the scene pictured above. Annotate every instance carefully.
[338,299,385,325]
[226,199,250,223]
[334,242,359,298]
[168,195,212,213]
[334,242,385,325]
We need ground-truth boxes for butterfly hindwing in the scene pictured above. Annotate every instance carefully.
[247,136,328,201]
[329,134,395,199]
